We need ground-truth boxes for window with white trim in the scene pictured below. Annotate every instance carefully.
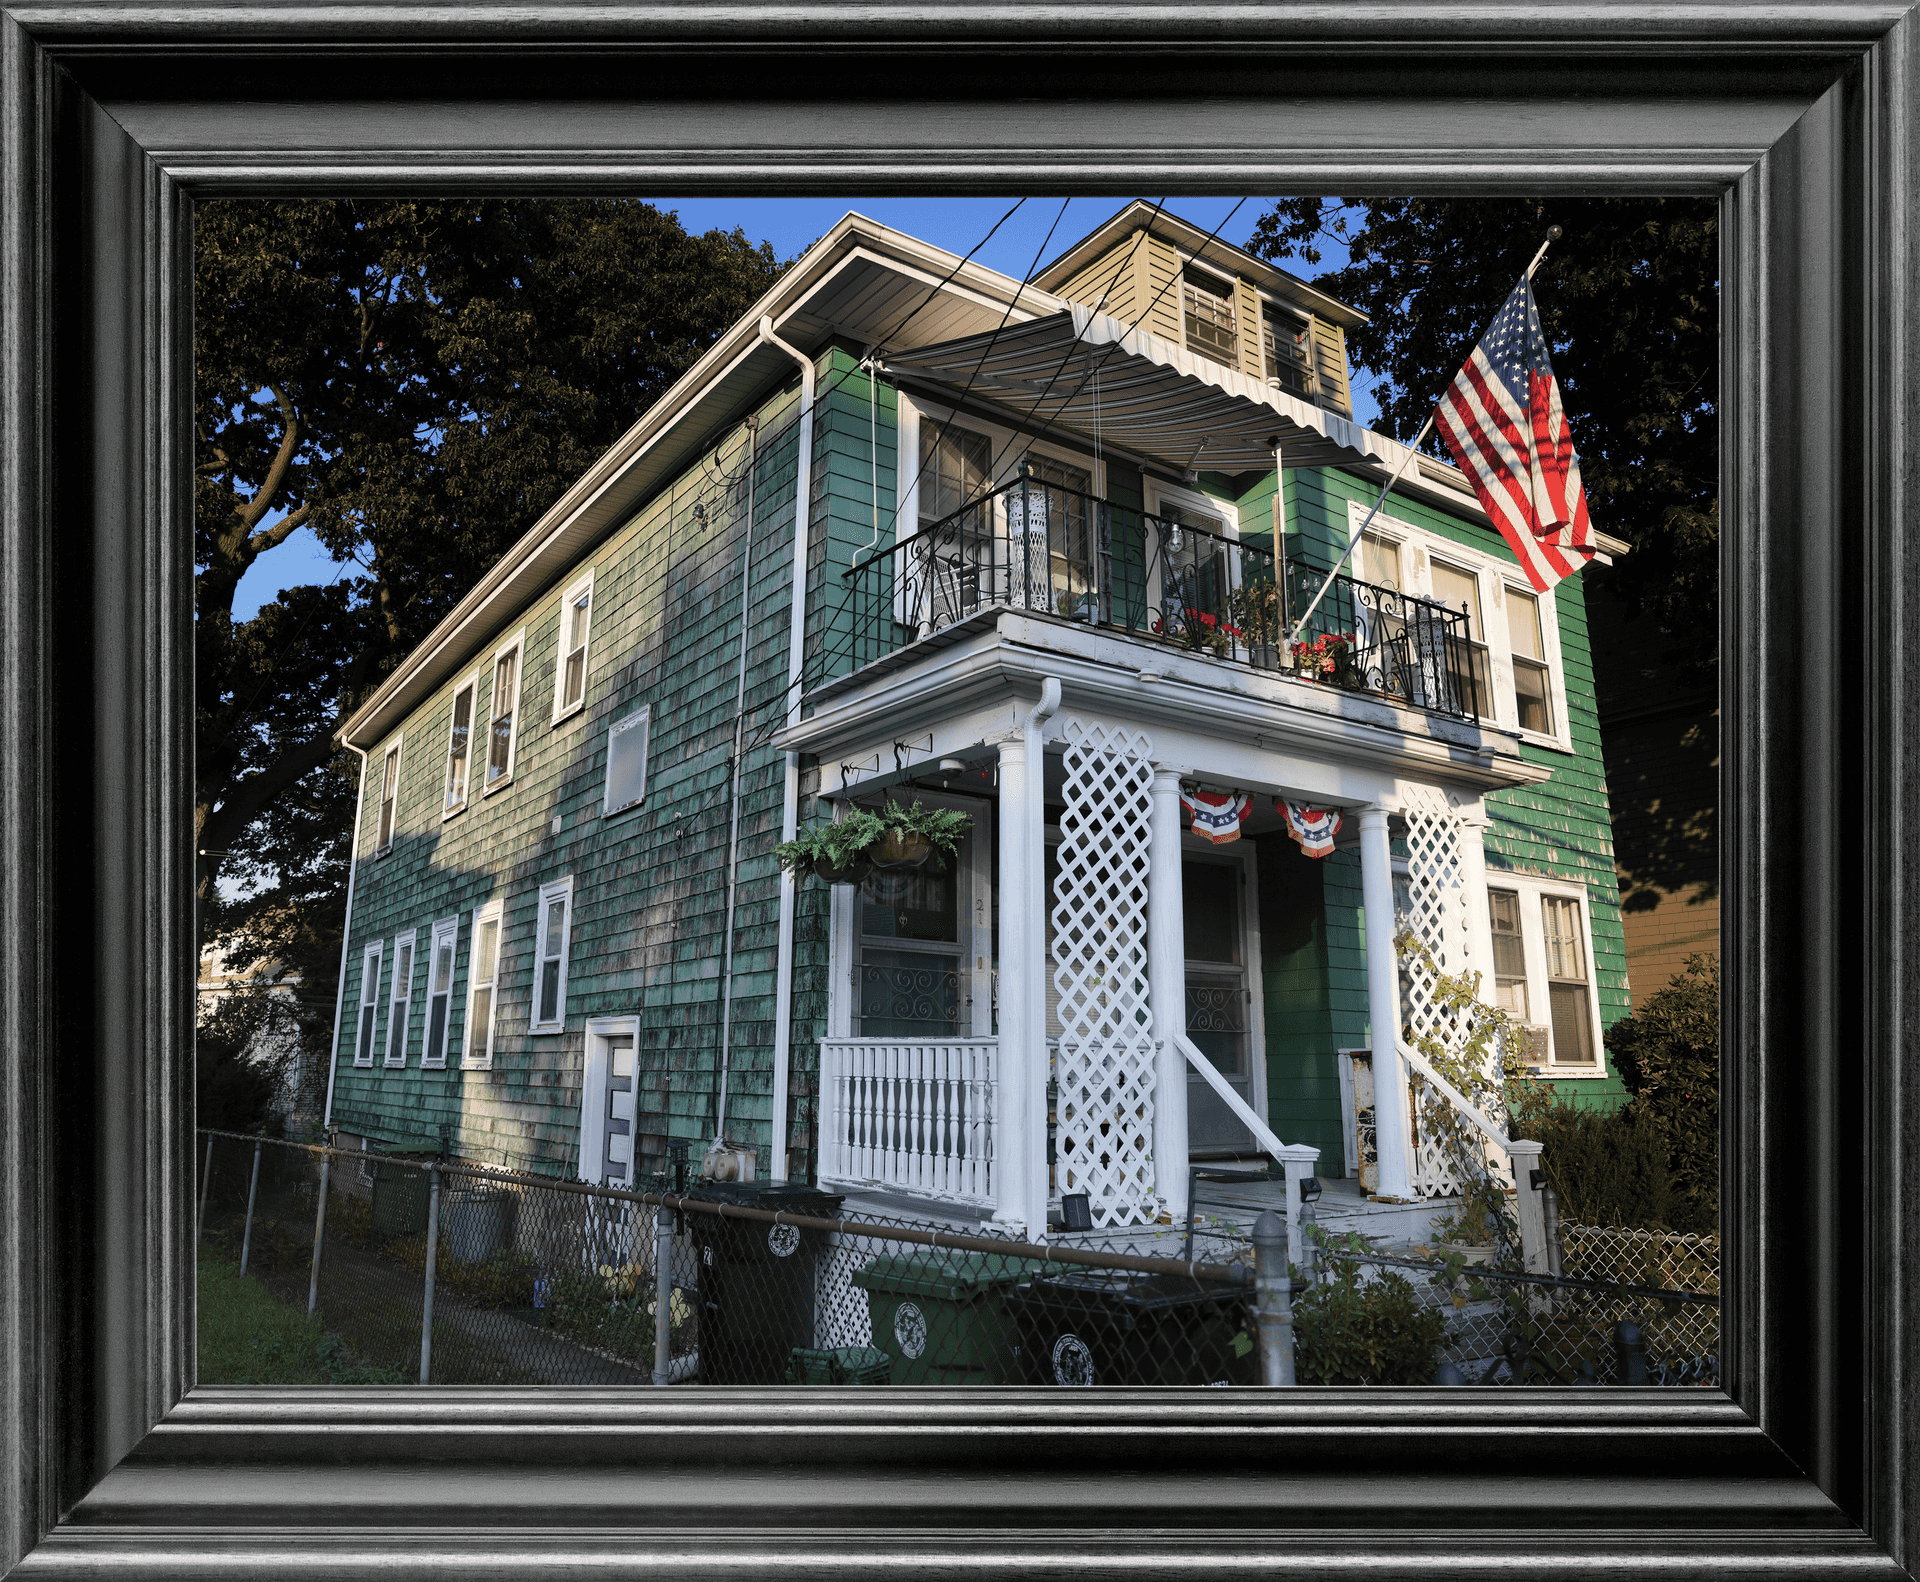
[422,916,458,1069]
[385,929,416,1068]
[1181,263,1238,369]
[443,672,477,816]
[352,941,383,1067]
[552,572,594,722]
[603,707,650,818]
[1484,879,1606,1071]
[1345,501,1572,749]
[531,876,575,1033]
[1506,585,1555,735]
[1261,301,1315,396]
[484,630,526,792]
[463,900,503,1070]
[376,739,402,853]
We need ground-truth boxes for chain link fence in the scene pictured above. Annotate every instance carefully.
[195,1130,1265,1387]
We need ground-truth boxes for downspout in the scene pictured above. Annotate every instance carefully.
[712,418,759,1143]
[758,315,816,1181]
[320,743,372,1134]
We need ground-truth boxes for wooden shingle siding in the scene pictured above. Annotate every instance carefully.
[330,377,811,1172]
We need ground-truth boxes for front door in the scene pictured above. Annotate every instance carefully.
[1183,853,1260,1154]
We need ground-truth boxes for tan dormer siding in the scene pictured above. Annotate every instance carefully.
[1051,236,1138,320]
[1139,231,1181,341]
[1233,277,1264,382]
[1311,317,1353,417]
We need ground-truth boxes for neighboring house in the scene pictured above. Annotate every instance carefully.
[1585,579,1718,1009]
[197,936,315,1125]
[325,202,1633,1235]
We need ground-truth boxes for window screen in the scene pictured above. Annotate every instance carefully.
[1541,895,1596,1064]
[1508,587,1553,734]
[604,708,650,817]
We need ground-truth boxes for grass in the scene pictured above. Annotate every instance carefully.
[197,1249,410,1385]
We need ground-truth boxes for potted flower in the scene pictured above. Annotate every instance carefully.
[1228,581,1284,668]
[773,809,887,885]
[871,800,973,870]
[1424,1177,1514,1267]
[1291,631,1356,683]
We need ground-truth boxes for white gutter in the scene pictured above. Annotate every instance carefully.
[320,744,371,1133]
[758,314,816,1182]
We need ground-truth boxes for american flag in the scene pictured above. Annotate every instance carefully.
[1434,277,1595,591]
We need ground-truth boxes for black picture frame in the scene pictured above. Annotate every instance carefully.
[3,5,1915,1577]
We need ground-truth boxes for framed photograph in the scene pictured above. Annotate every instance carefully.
[3,4,1914,1577]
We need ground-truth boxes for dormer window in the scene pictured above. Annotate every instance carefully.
[1263,303,1315,396]
[1181,264,1238,369]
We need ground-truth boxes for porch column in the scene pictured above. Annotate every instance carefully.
[993,730,1049,1236]
[1148,765,1190,1221]
[1357,804,1416,1200]
[1457,804,1497,994]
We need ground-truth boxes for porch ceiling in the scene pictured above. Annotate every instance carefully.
[882,306,1404,476]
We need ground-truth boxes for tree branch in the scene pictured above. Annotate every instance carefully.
[239,384,303,534]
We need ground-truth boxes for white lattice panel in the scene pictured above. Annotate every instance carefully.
[1050,718,1159,1228]
[1397,784,1505,1198]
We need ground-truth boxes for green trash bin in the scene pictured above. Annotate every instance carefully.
[852,1252,1047,1385]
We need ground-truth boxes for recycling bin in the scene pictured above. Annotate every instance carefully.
[787,1345,892,1385]
[1003,1269,1258,1387]
[680,1180,843,1384]
[369,1157,431,1242]
[852,1251,1048,1385]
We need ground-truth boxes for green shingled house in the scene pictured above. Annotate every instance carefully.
[325,202,1632,1241]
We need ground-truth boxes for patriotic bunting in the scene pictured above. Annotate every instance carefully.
[1279,801,1343,858]
[1180,790,1252,845]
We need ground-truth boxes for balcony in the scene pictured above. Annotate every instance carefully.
[817,474,1484,723]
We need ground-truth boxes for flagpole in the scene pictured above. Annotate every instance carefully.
[1284,226,1563,650]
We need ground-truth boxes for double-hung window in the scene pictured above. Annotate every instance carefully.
[531,877,575,1033]
[1506,585,1555,735]
[443,672,477,816]
[553,572,594,722]
[485,630,526,792]
[376,739,402,854]
[385,929,416,1068]
[422,917,458,1068]
[463,900,503,1070]
[352,941,383,1067]
[1429,557,1491,716]
[1262,303,1314,396]
[1181,263,1238,368]
[1485,881,1603,1071]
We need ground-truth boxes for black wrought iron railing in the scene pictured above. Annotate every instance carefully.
[821,473,1483,722]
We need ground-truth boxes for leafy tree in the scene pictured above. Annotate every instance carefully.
[1605,955,1721,1232]
[1248,199,1717,682]
[195,200,785,1031]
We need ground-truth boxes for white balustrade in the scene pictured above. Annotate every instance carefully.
[818,1037,998,1207]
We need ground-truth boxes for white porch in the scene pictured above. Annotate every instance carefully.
[783,607,1556,1257]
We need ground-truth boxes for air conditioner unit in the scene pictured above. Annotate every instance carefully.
[1517,1024,1552,1065]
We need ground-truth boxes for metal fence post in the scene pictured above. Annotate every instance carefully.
[419,1163,441,1386]
[307,1155,330,1316]
[238,1138,263,1276]
[196,1133,215,1244]
[1252,1209,1294,1387]
[1541,1184,1563,1278]
[652,1202,677,1387]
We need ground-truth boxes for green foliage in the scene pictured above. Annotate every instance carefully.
[194,1021,284,1135]
[388,1232,541,1308]
[327,1187,375,1249]
[194,198,786,954]
[1249,197,1717,684]
[1428,1173,1515,1252]
[876,800,973,856]
[1292,1236,1449,1385]
[773,809,888,876]
[1604,955,1719,1232]
[1526,1097,1674,1230]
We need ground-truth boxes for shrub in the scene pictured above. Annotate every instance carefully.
[1605,955,1719,1233]
[327,1187,374,1249]
[1293,1248,1450,1385]
[1525,1096,1674,1229]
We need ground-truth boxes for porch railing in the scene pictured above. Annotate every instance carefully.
[818,1037,998,1207]
[819,473,1482,721]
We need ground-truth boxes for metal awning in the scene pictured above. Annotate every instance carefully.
[883,305,1405,476]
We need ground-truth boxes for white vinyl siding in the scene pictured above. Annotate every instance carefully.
[443,672,477,816]
[385,929,416,1068]
[352,941,383,1068]
[531,877,575,1033]
[552,571,594,723]
[422,916,458,1069]
[484,629,526,793]
[463,900,503,1071]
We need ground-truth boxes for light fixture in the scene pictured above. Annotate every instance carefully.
[1137,670,1163,683]
[1299,1175,1323,1204]
[938,758,965,772]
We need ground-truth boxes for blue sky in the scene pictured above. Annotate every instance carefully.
[229,196,1369,620]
